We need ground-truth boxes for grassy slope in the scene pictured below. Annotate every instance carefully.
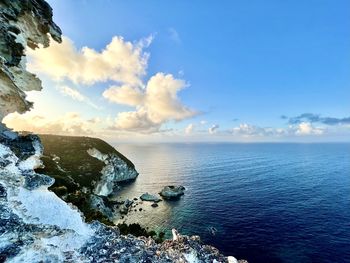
[36,134,134,190]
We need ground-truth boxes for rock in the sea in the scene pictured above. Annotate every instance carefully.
[140,192,162,202]
[119,199,134,214]
[124,198,134,208]
[159,185,186,199]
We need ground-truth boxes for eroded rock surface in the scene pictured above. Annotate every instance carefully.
[0,0,61,120]
[87,147,138,196]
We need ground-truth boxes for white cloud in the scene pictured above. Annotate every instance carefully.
[185,123,194,134]
[112,109,161,134]
[209,124,219,134]
[102,85,143,107]
[27,35,152,86]
[25,33,199,136]
[232,123,272,137]
[295,122,324,135]
[3,112,98,135]
[104,73,197,133]
[231,122,325,138]
[58,85,100,109]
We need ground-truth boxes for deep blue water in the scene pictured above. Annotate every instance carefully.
[113,143,350,263]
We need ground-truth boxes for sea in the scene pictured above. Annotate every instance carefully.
[113,143,350,263]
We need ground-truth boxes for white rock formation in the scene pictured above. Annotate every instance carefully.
[87,147,138,196]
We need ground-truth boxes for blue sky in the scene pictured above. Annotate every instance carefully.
[4,0,350,142]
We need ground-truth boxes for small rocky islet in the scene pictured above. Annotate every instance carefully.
[160,185,186,200]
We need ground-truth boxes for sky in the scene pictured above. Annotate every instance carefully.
[4,0,350,142]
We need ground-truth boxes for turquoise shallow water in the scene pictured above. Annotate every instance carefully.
[113,143,350,263]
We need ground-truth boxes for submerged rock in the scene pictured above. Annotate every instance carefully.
[140,192,162,202]
[160,185,186,200]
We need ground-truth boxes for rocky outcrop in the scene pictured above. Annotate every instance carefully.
[87,147,138,196]
[37,135,138,193]
[35,134,138,222]
[140,192,162,202]
[0,0,61,120]
[160,185,186,200]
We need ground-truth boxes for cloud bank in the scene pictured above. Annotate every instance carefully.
[103,73,197,133]
[25,35,196,134]
[3,112,98,135]
[284,113,350,126]
[28,36,152,86]
[231,122,325,137]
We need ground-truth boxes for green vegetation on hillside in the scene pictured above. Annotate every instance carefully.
[34,134,135,224]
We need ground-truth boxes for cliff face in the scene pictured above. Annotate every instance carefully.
[37,135,138,194]
[36,134,138,223]
[86,146,138,196]
[0,0,61,120]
